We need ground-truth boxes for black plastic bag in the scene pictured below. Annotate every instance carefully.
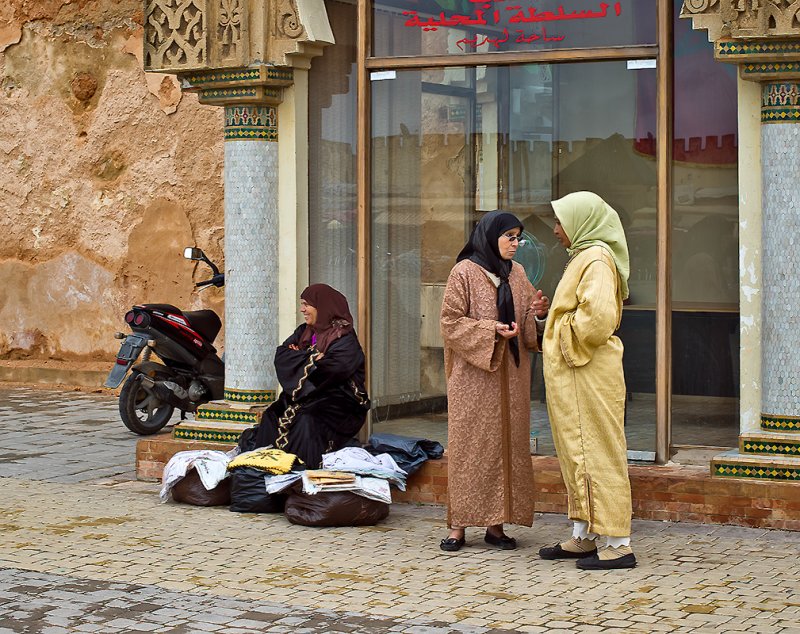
[284,490,389,527]
[171,468,231,507]
[229,467,287,513]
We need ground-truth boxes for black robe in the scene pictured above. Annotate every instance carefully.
[240,325,370,468]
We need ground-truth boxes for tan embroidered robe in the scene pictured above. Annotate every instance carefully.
[542,245,632,537]
[440,259,538,528]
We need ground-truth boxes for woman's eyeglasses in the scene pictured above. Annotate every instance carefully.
[502,233,527,245]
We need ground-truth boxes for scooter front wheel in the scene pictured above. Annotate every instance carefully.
[119,372,175,435]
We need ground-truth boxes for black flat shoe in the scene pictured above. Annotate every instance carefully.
[576,551,637,570]
[484,531,517,550]
[439,536,466,552]
[539,542,598,560]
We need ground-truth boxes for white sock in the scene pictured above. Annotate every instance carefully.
[572,520,597,541]
[606,536,631,548]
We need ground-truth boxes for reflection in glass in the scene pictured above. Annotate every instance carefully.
[670,0,739,450]
[370,62,658,455]
[309,0,359,320]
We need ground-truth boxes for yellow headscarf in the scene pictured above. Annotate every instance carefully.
[551,191,630,300]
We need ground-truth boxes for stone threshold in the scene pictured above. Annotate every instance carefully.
[137,434,800,532]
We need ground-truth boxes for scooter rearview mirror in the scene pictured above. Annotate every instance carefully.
[184,247,204,261]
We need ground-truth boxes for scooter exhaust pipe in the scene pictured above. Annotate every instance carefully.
[138,375,195,410]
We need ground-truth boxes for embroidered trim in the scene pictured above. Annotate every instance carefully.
[275,350,322,450]
[350,380,369,407]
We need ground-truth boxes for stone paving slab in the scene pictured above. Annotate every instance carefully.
[0,386,799,632]
[0,568,499,633]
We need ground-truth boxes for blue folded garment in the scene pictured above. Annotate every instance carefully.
[365,432,444,475]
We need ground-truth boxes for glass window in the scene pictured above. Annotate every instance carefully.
[670,0,739,452]
[370,61,657,455]
[308,0,359,319]
[372,0,656,58]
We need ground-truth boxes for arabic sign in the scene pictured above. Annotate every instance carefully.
[401,1,627,52]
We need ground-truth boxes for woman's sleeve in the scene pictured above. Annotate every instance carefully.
[557,260,619,368]
[520,280,539,352]
[309,336,364,385]
[440,267,503,372]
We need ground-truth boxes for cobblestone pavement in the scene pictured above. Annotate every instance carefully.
[1,386,799,633]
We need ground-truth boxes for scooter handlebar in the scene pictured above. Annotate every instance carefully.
[196,273,225,288]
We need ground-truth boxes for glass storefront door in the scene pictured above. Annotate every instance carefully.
[370,61,658,455]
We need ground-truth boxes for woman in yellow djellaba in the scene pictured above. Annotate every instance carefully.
[537,191,636,570]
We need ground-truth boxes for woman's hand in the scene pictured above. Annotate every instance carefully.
[495,321,519,339]
[288,344,299,350]
[531,289,550,318]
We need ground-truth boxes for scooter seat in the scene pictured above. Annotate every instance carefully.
[183,310,222,343]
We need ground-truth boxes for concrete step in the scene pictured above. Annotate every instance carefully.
[712,449,800,483]
[740,431,800,458]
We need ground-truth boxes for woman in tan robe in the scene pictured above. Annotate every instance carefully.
[537,191,636,570]
[439,211,548,552]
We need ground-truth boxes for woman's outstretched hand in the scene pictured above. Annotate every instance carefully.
[495,321,519,339]
[532,289,550,318]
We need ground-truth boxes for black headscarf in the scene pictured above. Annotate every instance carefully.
[456,211,524,366]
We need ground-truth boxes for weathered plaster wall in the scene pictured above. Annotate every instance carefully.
[0,1,225,361]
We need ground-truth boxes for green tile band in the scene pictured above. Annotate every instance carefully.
[185,68,262,85]
[761,414,800,432]
[195,407,261,425]
[265,67,294,82]
[761,108,800,123]
[172,427,242,443]
[184,67,293,87]
[717,40,800,58]
[223,387,276,404]
[714,463,800,482]
[741,440,800,456]
[743,62,800,76]
[201,87,258,101]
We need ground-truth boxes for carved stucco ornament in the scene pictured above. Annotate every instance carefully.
[681,1,800,80]
[681,0,800,42]
[144,0,334,73]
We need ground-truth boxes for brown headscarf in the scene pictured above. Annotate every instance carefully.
[297,284,355,353]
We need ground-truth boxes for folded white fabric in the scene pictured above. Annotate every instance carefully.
[300,471,392,504]
[264,472,303,494]
[159,448,239,502]
[321,447,407,489]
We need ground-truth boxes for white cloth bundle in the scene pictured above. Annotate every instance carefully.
[159,448,239,502]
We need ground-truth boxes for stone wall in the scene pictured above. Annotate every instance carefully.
[0,0,225,362]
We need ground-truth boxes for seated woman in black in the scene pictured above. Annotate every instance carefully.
[241,284,369,468]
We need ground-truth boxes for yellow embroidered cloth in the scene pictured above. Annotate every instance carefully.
[227,448,300,474]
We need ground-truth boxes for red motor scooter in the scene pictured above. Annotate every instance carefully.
[104,247,225,435]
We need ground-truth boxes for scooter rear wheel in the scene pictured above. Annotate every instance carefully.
[119,371,175,435]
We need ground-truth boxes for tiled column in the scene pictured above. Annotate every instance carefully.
[760,82,800,433]
[171,69,294,443]
[221,105,279,407]
[718,81,800,482]
[678,18,800,482]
